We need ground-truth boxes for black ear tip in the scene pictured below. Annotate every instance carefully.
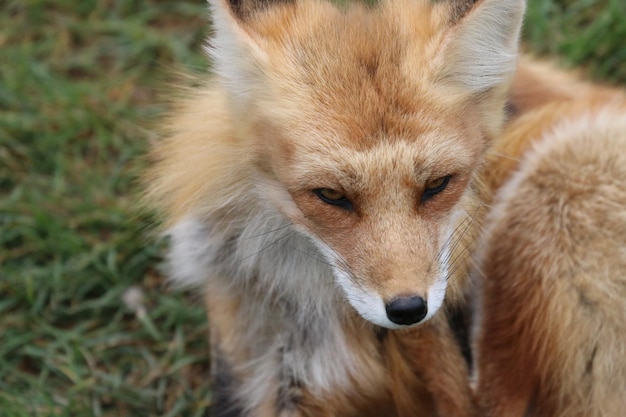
[223,0,296,22]
[449,0,483,24]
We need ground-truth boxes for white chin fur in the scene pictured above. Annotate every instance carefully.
[334,268,448,330]
[425,277,447,322]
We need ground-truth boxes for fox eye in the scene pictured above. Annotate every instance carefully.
[422,175,451,202]
[313,188,353,211]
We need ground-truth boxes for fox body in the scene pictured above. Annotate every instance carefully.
[472,61,626,416]
[146,0,626,415]
[146,0,527,415]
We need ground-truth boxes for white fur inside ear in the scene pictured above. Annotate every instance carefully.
[443,0,526,92]
[205,0,268,103]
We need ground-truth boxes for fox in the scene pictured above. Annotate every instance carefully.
[144,0,527,415]
[471,59,626,416]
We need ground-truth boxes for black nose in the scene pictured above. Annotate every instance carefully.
[385,296,428,325]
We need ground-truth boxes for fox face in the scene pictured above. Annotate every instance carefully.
[158,0,525,329]
[259,72,487,327]
[276,138,481,327]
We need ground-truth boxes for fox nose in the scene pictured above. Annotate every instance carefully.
[385,295,428,325]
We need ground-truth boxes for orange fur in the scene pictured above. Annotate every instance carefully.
[473,62,626,416]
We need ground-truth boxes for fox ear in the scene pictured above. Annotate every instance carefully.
[441,0,526,92]
[206,0,293,102]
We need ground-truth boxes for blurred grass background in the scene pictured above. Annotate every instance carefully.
[1,0,625,416]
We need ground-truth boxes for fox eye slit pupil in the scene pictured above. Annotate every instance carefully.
[313,188,353,211]
[422,175,452,202]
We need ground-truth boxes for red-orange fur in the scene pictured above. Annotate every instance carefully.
[473,62,626,416]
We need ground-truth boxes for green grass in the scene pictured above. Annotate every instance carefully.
[524,0,626,83]
[1,0,625,416]
[1,1,211,415]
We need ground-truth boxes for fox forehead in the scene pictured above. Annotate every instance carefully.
[254,79,485,195]
[247,1,471,142]
[234,0,505,204]
[279,130,482,193]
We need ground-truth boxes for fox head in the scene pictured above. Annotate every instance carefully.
[199,0,525,329]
